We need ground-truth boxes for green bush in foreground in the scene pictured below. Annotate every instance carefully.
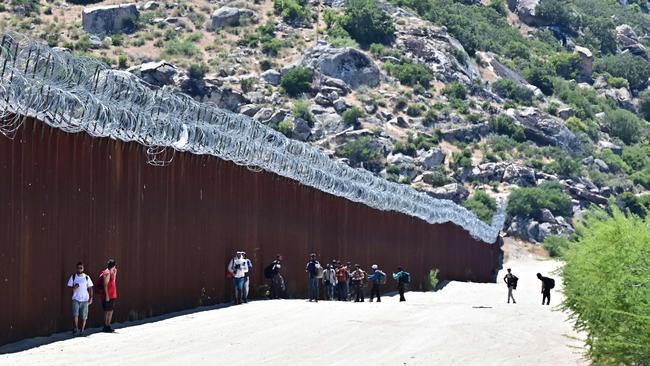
[562,209,650,365]
[280,67,313,97]
[425,268,439,291]
[542,235,570,257]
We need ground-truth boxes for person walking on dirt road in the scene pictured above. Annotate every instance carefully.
[503,268,518,304]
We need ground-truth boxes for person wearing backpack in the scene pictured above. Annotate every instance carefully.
[537,273,555,305]
[305,253,321,302]
[393,267,410,302]
[264,255,283,299]
[67,262,94,336]
[96,259,118,333]
[367,264,386,302]
[322,264,337,300]
[503,268,518,304]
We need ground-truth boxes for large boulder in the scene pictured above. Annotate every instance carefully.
[616,25,649,60]
[476,52,527,85]
[394,17,480,85]
[298,43,381,88]
[508,107,580,152]
[417,148,446,170]
[441,122,490,142]
[509,0,547,27]
[208,7,256,30]
[424,183,469,203]
[128,61,176,87]
[574,46,593,82]
[82,4,139,35]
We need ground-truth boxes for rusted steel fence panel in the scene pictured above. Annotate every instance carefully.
[0,118,503,346]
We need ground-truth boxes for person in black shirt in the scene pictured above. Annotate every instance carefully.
[537,273,553,305]
[503,268,517,304]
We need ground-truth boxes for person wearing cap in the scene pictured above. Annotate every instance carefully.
[322,263,337,300]
[228,251,249,305]
[367,264,386,302]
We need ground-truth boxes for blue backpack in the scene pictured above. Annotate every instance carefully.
[401,272,411,284]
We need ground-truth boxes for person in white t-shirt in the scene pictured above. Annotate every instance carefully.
[66,262,94,336]
[227,252,249,305]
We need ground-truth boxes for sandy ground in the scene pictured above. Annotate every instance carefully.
[0,245,587,366]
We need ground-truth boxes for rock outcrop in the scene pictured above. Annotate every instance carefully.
[82,4,139,35]
[508,108,580,151]
[616,24,649,60]
[297,43,381,88]
[208,7,257,30]
[128,61,177,87]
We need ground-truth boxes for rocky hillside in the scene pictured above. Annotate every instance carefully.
[2,0,650,245]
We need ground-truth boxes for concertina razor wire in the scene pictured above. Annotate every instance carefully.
[0,31,506,244]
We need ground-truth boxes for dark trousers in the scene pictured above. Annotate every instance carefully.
[336,282,348,301]
[353,281,364,302]
[308,277,319,301]
[398,283,406,302]
[370,283,381,302]
[269,277,279,299]
[542,290,551,305]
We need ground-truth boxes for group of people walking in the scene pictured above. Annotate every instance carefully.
[229,252,412,304]
[65,259,118,336]
[503,268,556,305]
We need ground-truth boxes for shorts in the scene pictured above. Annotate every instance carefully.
[102,299,115,311]
[233,277,245,290]
[72,300,89,320]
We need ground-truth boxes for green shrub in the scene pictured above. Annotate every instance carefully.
[451,148,473,169]
[547,52,582,80]
[423,109,441,126]
[280,67,314,97]
[274,0,313,24]
[524,64,555,96]
[424,170,448,187]
[463,191,497,222]
[607,76,629,89]
[507,182,573,219]
[342,106,365,126]
[442,82,468,100]
[277,120,294,137]
[337,136,384,171]
[631,168,650,189]
[542,235,570,257]
[369,43,386,57]
[341,0,395,45]
[425,268,440,291]
[261,38,284,56]
[605,109,644,145]
[638,90,650,121]
[164,34,202,57]
[489,114,525,141]
[406,104,424,117]
[188,63,209,79]
[621,145,650,172]
[292,100,316,127]
[385,62,434,87]
[595,53,650,92]
[117,54,128,69]
[537,0,578,31]
[492,79,534,104]
[616,192,650,217]
[562,208,650,365]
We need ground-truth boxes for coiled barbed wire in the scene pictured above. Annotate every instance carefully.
[0,31,506,244]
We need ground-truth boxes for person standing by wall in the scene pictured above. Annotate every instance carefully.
[503,268,518,304]
[305,253,321,302]
[264,254,283,299]
[228,251,248,305]
[243,252,252,303]
[97,259,118,333]
[335,261,349,301]
[322,263,337,300]
[367,264,386,302]
[393,267,410,302]
[351,264,366,302]
[67,262,93,336]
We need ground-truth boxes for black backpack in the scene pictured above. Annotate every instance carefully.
[547,277,555,290]
[264,263,275,279]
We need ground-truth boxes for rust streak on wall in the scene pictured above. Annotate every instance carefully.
[0,118,503,346]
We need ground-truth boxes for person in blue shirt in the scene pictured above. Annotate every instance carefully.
[305,253,321,302]
[367,264,386,302]
[392,267,409,302]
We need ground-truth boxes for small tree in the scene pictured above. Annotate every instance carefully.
[341,106,365,126]
[280,67,313,97]
[463,191,497,223]
[606,109,644,145]
[340,0,395,45]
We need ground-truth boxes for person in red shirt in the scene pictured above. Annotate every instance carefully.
[100,259,118,333]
